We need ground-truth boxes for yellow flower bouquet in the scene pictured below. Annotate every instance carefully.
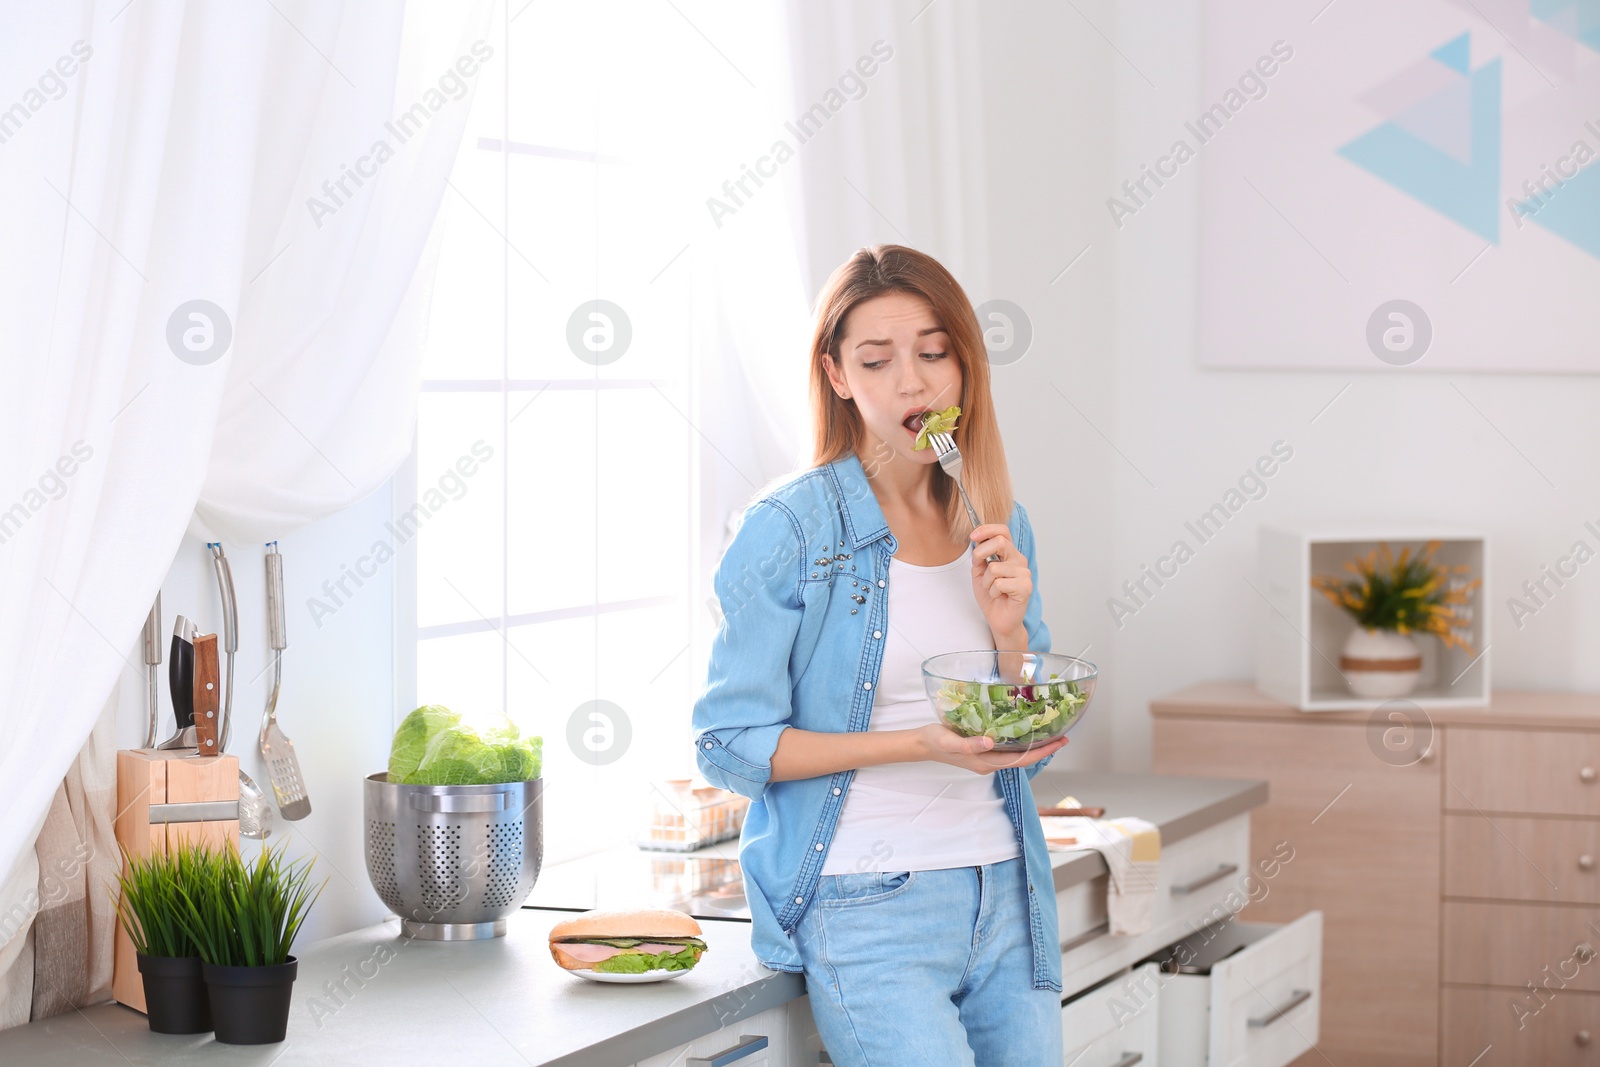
[1311,540,1481,656]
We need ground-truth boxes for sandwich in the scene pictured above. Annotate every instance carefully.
[548,907,709,974]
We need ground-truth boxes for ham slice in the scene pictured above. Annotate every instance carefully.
[556,942,695,963]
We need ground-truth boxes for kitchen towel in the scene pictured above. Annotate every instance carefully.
[1041,815,1161,936]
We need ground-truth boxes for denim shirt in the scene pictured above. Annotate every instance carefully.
[691,451,1063,992]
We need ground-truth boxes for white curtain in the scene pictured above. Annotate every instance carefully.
[780,1,994,303]
[0,0,490,1026]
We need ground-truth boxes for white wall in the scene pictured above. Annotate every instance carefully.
[114,484,396,944]
[1097,0,1600,769]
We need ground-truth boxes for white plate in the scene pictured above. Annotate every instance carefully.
[569,966,693,984]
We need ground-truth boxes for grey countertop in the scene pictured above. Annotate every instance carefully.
[0,910,803,1067]
[0,770,1264,1066]
[527,769,1269,916]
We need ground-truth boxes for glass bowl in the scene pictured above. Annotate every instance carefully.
[922,650,1097,752]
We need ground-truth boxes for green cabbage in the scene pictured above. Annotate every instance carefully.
[387,704,543,785]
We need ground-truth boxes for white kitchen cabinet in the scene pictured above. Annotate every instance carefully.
[785,994,830,1065]
[1061,963,1163,1067]
[1148,911,1323,1067]
[634,1003,789,1067]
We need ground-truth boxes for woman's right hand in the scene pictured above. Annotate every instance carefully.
[913,724,1068,775]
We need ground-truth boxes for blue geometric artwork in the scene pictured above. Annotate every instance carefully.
[1529,0,1600,52]
[1338,34,1503,242]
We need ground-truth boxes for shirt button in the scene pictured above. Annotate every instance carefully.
[833,787,841,795]
[704,741,713,749]
[863,681,872,690]
[815,843,824,851]
[873,630,882,639]
[795,896,804,904]
[877,579,886,587]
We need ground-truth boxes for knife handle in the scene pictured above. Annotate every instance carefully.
[193,634,220,756]
[169,628,194,730]
[1036,807,1105,819]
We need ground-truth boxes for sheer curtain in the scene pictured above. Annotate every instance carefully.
[0,0,489,1026]
[688,1,997,643]
[781,0,994,301]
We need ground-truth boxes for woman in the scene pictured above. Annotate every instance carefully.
[692,244,1067,1066]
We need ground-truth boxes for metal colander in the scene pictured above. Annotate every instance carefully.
[363,773,543,940]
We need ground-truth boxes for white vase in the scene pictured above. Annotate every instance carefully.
[1339,627,1422,699]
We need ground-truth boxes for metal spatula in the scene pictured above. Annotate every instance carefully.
[261,542,311,820]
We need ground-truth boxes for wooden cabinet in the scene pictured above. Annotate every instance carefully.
[1153,681,1600,1067]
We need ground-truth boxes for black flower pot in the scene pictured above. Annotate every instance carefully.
[201,957,297,1045]
[135,954,211,1034]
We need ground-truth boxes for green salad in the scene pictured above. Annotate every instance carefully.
[933,674,1087,746]
[913,405,961,451]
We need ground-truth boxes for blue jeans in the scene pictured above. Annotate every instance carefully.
[792,856,1063,1066]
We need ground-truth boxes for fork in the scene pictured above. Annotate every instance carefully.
[929,431,1003,563]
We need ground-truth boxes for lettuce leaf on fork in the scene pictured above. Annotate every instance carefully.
[912,406,961,451]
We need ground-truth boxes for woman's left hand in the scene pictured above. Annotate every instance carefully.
[969,523,1030,641]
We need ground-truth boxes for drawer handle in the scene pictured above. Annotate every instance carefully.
[1171,863,1239,896]
[1248,988,1312,1028]
[1109,1054,1143,1067]
[1581,766,1596,783]
[688,1034,768,1066]
[1577,1030,1592,1047]
[407,792,507,813]
[1580,855,1595,872]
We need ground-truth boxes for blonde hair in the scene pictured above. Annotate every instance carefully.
[807,244,1013,541]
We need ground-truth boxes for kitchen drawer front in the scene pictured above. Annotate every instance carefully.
[1153,912,1323,1067]
[1448,727,1600,817]
[1060,963,1162,1067]
[1442,901,1600,993]
[1055,815,1251,952]
[1444,813,1600,904]
[1440,986,1599,1066]
[786,995,837,1066]
[634,1004,788,1067]
[1160,816,1253,935]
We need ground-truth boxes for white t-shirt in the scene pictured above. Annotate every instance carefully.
[819,543,1023,876]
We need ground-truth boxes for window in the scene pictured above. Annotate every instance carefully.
[399,1,776,866]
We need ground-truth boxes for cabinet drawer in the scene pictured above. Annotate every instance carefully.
[1448,728,1600,816]
[1444,813,1600,904]
[635,1004,786,1067]
[1147,912,1322,1067]
[1441,986,1599,1066]
[1060,963,1162,1067]
[1055,815,1251,952]
[1442,901,1600,993]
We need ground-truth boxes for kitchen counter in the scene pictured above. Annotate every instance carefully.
[0,770,1265,1066]
[0,909,802,1067]
[529,769,1266,915]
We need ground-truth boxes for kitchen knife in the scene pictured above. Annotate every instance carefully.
[1036,807,1106,819]
[141,594,162,748]
[193,633,220,756]
[156,615,197,750]
[170,617,195,729]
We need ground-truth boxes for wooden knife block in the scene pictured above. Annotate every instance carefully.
[111,749,239,1013]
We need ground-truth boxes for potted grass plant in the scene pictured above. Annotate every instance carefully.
[178,841,323,1045]
[1311,540,1481,698]
[112,843,214,1034]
